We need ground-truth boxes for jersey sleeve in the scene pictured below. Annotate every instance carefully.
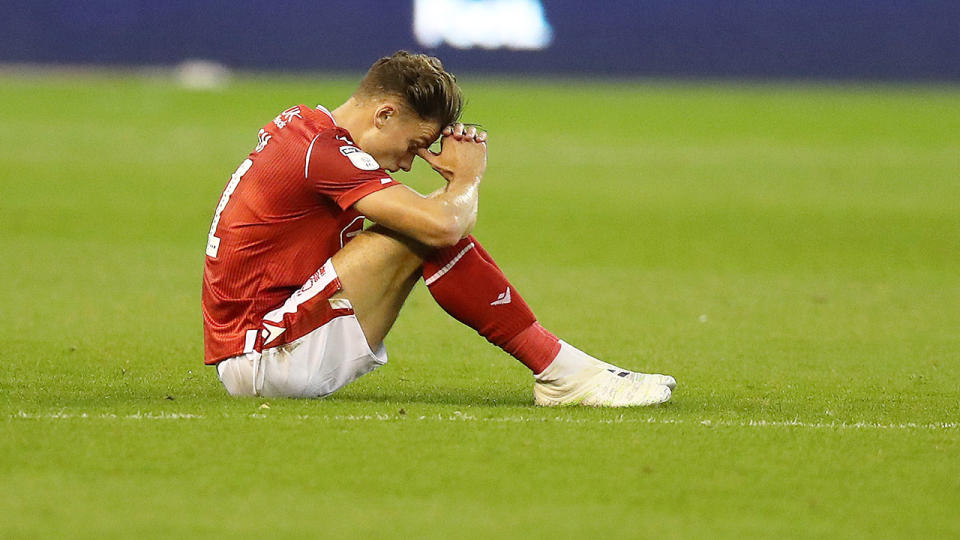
[304,128,401,210]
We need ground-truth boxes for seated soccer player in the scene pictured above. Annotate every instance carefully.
[202,51,676,406]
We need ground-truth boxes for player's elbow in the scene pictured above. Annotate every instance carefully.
[422,215,468,248]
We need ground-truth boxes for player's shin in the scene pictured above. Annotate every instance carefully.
[421,236,559,373]
[422,236,674,407]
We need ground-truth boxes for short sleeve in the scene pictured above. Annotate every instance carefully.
[304,128,401,209]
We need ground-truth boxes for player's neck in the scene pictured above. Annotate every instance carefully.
[330,98,367,144]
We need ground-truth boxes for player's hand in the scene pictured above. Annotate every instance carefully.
[417,123,487,183]
[442,123,488,144]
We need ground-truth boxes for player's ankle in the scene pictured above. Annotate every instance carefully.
[533,340,597,382]
[503,322,560,374]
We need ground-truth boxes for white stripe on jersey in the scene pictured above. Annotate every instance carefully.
[304,133,323,178]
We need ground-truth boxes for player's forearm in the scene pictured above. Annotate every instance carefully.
[412,125,487,245]
[355,181,477,249]
[430,175,480,243]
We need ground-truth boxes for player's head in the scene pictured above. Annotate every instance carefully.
[348,51,463,172]
[358,51,463,128]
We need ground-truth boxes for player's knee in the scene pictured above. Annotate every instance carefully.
[217,357,256,397]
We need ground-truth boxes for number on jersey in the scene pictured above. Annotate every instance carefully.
[206,158,253,258]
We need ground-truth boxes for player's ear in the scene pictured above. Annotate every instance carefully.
[374,104,395,129]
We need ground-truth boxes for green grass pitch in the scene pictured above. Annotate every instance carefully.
[1,71,958,538]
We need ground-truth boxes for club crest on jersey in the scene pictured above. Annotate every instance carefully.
[339,145,380,171]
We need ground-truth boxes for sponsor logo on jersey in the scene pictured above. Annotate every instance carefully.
[339,215,366,248]
[273,106,302,129]
[339,145,380,170]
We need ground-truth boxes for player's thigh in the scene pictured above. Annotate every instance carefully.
[330,225,425,346]
[217,314,387,398]
[217,256,387,398]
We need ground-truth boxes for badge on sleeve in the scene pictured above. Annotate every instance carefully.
[339,146,380,171]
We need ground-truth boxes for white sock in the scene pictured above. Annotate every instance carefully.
[534,340,600,382]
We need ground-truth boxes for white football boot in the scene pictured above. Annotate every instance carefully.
[560,340,677,390]
[598,364,677,390]
[534,365,671,407]
[533,342,672,407]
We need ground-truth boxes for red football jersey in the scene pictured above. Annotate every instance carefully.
[202,104,401,364]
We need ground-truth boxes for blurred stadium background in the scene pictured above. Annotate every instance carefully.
[2,2,958,538]
[2,0,959,79]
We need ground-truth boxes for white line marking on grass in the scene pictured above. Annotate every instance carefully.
[10,411,958,430]
[290,413,959,431]
[12,411,206,420]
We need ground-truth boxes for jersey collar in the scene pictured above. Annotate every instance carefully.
[315,104,337,126]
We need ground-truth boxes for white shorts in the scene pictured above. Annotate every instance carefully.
[216,260,387,398]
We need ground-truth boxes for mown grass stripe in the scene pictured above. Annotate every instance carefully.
[10,411,958,430]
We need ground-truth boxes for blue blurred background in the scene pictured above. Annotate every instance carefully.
[3,0,959,80]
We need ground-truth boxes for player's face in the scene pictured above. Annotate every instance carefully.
[364,105,441,173]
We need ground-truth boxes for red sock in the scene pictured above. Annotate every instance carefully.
[422,236,560,373]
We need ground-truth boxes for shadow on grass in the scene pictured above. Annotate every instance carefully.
[324,386,695,415]
[326,386,532,408]
[4,374,699,416]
